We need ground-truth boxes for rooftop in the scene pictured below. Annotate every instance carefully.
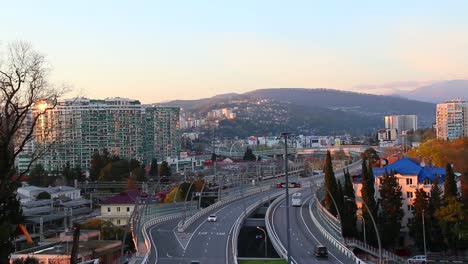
[100,189,140,205]
[373,157,446,183]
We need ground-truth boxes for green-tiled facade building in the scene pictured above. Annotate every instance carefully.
[23,98,180,172]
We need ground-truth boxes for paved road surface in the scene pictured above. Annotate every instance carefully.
[271,188,350,264]
[149,189,281,264]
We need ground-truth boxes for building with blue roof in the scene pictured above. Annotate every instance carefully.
[353,157,449,237]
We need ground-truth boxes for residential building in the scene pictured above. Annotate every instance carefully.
[19,98,181,173]
[100,190,140,226]
[384,115,418,134]
[353,157,447,237]
[143,106,180,163]
[436,99,468,140]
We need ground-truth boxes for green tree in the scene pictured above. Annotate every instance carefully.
[361,148,380,166]
[323,151,339,216]
[342,169,357,238]
[29,164,50,187]
[409,188,430,250]
[62,161,73,185]
[444,163,457,200]
[149,158,158,178]
[427,176,444,251]
[89,149,111,181]
[159,161,172,177]
[378,171,404,248]
[435,197,465,249]
[360,159,378,246]
[36,191,51,200]
[133,165,146,182]
[243,147,256,161]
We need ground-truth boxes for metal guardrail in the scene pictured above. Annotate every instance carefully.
[310,194,367,264]
[231,190,283,264]
[344,239,407,264]
[265,193,289,260]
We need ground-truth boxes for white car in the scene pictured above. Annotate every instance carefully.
[407,255,426,264]
[207,214,217,222]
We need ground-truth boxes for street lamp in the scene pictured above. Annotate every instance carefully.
[345,196,382,264]
[257,226,268,257]
[357,214,367,245]
[280,132,292,264]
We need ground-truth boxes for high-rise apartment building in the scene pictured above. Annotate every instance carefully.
[436,99,468,140]
[384,115,418,134]
[20,98,180,173]
[143,106,180,164]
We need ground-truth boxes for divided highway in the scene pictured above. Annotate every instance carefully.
[148,189,281,264]
[270,188,349,264]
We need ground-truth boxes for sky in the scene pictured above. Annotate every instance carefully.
[2,1,468,103]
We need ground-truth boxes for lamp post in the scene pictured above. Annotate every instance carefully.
[281,132,292,264]
[346,196,382,264]
[357,214,367,245]
[257,226,268,257]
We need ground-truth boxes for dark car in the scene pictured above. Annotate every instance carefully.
[315,245,328,259]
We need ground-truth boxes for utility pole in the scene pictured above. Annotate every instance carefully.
[70,223,80,264]
[281,132,292,264]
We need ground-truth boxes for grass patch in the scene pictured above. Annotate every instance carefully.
[238,260,287,264]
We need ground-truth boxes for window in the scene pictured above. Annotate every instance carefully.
[107,207,111,213]
[407,205,414,211]
[117,207,121,212]
[406,178,413,185]
[407,192,413,198]
[423,178,432,185]
[127,207,130,212]
[117,219,121,225]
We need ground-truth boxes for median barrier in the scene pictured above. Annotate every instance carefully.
[232,190,283,264]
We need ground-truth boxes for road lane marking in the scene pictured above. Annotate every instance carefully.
[300,194,344,264]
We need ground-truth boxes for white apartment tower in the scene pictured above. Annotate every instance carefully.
[436,99,468,140]
[384,115,418,134]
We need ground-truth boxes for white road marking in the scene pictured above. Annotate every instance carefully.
[300,194,344,264]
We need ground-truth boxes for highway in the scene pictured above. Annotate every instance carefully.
[271,188,350,264]
[148,189,281,264]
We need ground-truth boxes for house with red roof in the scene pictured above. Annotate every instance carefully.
[100,189,140,226]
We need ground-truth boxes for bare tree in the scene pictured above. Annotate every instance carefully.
[0,41,67,262]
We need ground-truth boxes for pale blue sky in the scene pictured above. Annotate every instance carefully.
[2,1,468,102]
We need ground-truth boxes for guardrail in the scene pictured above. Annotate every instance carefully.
[345,238,406,264]
[139,212,185,264]
[265,193,289,260]
[310,194,367,264]
[178,183,272,232]
[177,168,304,233]
[232,190,283,264]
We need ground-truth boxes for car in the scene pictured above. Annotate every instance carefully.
[407,255,426,264]
[207,214,217,222]
[314,245,328,259]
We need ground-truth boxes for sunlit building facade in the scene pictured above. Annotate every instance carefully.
[21,98,180,173]
[436,99,468,140]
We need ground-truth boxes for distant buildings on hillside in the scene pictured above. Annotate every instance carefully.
[379,114,418,147]
[436,99,468,140]
[17,97,181,173]
[384,115,418,134]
